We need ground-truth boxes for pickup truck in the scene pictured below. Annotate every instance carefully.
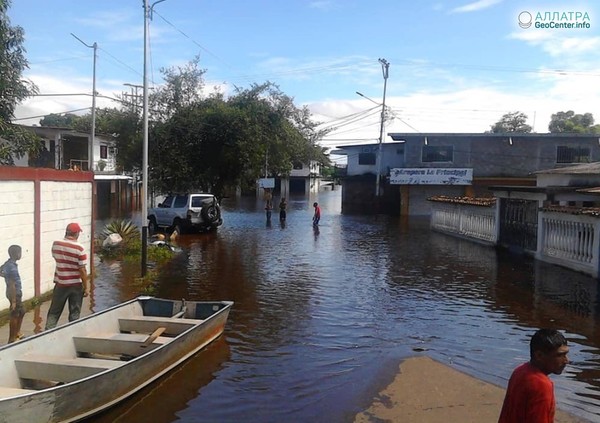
[148,193,223,234]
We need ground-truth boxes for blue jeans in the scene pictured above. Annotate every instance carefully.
[45,284,83,330]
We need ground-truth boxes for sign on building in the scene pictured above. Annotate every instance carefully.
[258,178,275,188]
[390,168,473,185]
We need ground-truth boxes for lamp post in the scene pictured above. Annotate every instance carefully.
[71,33,97,171]
[141,0,167,277]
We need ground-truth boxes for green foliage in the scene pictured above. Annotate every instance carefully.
[149,74,331,197]
[0,0,38,122]
[548,111,600,134]
[39,113,82,128]
[0,121,40,165]
[149,55,206,122]
[73,107,142,172]
[0,1,40,164]
[490,111,532,133]
[97,219,173,264]
[101,219,140,244]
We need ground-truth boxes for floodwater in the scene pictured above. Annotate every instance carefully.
[89,188,600,422]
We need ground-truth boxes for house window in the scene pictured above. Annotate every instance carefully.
[293,162,303,170]
[100,145,108,159]
[422,146,453,163]
[358,153,376,165]
[556,146,590,163]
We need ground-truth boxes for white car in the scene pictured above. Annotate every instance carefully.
[148,193,223,234]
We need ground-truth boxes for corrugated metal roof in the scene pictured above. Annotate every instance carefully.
[534,162,600,174]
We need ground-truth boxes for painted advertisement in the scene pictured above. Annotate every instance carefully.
[390,168,473,185]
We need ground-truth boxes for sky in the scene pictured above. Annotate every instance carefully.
[8,1,600,165]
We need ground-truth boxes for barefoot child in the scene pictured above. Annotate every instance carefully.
[0,245,25,343]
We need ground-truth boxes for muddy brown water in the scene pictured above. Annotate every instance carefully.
[88,189,600,422]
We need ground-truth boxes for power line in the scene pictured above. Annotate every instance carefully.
[11,107,91,122]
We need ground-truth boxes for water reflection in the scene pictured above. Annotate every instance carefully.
[89,189,600,422]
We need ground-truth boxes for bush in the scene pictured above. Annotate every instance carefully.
[97,220,173,263]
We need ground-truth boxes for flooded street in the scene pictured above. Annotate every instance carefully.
[89,189,600,422]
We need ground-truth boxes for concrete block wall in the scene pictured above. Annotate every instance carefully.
[39,181,93,296]
[0,181,36,304]
[0,167,93,310]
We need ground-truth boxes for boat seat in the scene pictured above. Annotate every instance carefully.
[0,387,37,399]
[15,355,126,384]
[73,332,171,357]
[119,316,203,336]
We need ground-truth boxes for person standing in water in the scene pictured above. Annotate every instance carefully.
[312,202,321,226]
[279,197,287,221]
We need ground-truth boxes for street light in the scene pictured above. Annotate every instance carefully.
[141,0,167,277]
[376,58,389,198]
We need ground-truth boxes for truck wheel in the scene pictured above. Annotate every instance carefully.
[202,204,221,223]
[171,221,183,236]
[148,217,158,235]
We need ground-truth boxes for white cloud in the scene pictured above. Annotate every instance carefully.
[510,31,600,57]
[451,0,502,13]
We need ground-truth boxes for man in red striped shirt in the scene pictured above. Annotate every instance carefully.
[45,222,90,330]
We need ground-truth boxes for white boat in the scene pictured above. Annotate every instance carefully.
[0,296,233,423]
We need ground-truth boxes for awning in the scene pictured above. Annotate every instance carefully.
[94,174,132,181]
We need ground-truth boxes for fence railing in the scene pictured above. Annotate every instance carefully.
[430,199,600,278]
[430,202,497,244]
[539,211,600,276]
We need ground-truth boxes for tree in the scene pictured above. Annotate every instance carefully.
[149,81,330,198]
[39,113,82,128]
[73,107,142,172]
[149,55,206,122]
[548,110,600,133]
[0,0,39,165]
[490,112,532,133]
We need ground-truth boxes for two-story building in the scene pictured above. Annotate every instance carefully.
[15,125,135,217]
[335,133,600,215]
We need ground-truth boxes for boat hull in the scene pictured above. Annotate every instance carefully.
[0,297,233,423]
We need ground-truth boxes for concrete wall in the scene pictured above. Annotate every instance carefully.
[0,181,36,301]
[0,167,93,310]
[393,133,600,177]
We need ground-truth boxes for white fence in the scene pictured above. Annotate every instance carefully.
[430,200,600,278]
[538,212,600,277]
[430,202,497,245]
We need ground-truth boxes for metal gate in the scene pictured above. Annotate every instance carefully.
[499,198,538,252]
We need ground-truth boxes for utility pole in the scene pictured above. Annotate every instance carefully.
[142,0,167,277]
[376,58,389,198]
[123,83,144,112]
[71,33,97,171]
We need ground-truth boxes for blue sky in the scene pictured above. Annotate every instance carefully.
[8,0,600,161]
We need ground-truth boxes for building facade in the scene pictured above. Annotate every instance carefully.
[335,133,600,215]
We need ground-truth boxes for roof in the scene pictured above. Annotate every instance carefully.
[387,132,600,140]
[488,185,595,194]
[94,174,132,181]
[534,161,600,175]
[335,141,405,149]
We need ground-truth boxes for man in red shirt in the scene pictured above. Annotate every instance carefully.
[312,202,321,226]
[498,329,570,423]
[45,222,90,330]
